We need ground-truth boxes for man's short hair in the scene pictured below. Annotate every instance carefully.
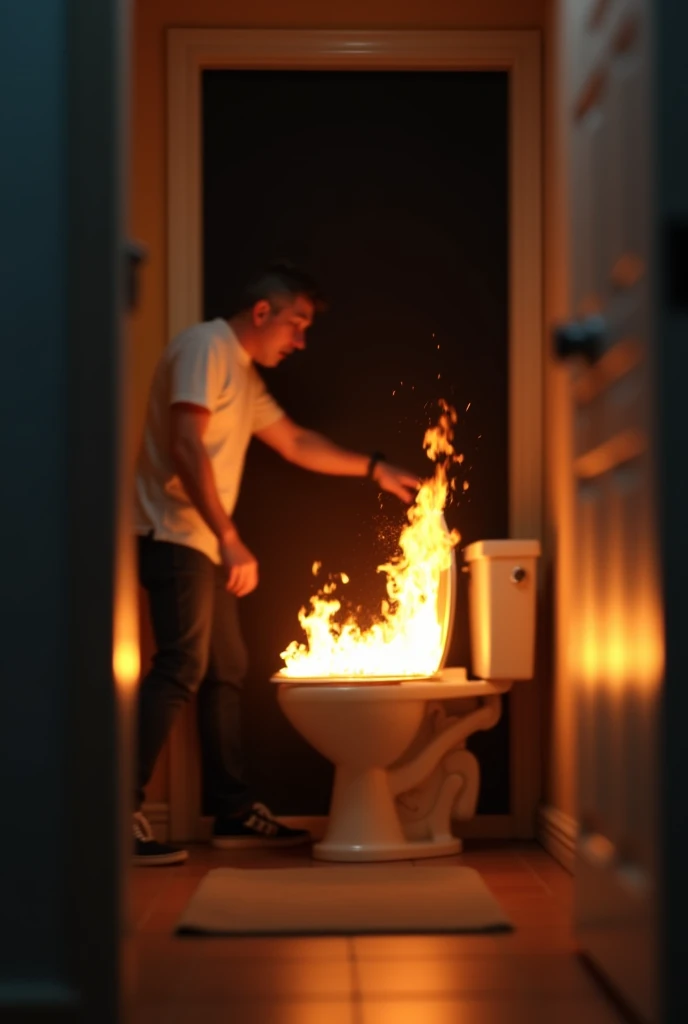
[234,260,327,315]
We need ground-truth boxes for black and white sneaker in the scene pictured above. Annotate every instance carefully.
[133,811,189,866]
[212,803,311,849]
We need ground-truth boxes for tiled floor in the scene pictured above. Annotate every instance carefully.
[126,840,631,1023]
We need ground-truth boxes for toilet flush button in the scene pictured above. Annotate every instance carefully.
[510,566,527,584]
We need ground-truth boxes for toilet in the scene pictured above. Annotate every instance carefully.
[270,537,541,862]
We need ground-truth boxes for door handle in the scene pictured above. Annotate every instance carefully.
[554,314,607,364]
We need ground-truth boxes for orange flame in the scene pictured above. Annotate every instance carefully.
[280,402,462,678]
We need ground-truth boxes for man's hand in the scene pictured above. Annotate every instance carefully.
[372,462,422,503]
[220,531,259,597]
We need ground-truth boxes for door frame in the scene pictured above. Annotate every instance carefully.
[164,28,542,842]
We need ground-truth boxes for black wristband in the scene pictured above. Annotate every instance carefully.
[367,451,386,479]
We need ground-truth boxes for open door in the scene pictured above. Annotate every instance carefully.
[1,2,135,1020]
[556,1,660,1020]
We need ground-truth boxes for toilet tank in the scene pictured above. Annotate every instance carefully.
[463,539,541,680]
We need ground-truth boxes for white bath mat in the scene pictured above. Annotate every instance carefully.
[176,865,512,935]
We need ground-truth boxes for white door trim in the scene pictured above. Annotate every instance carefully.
[165,28,543,841]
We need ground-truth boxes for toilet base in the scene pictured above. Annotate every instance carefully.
[314,763,464,863]
[313,835,463,863]
[273,679,510,865]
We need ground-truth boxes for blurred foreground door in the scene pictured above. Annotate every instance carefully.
[556,1,660,1020]
[0,1,135,1021]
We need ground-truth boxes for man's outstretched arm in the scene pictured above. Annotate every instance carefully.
[255,415,421,503]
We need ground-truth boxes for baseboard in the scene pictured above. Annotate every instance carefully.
[146,802,541,846]
[537,803,578,874]
[283,816,519,842]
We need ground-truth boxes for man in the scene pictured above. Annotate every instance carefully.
[133,262,419,865]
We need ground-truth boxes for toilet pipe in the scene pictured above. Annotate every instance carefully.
[388,694,503,798]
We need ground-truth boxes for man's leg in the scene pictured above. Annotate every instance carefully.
[197,565,252,819]
[200,565,311,849]
[134,537,214,863]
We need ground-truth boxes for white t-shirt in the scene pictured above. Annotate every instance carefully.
[134,318,284,563]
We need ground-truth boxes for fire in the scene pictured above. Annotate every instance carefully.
[279,402,462,679]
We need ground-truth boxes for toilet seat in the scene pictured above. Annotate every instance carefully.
[270,666,511,700]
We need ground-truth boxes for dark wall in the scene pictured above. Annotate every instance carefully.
[203,70,509,814]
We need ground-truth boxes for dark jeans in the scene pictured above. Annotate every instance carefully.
[136,535,252,819]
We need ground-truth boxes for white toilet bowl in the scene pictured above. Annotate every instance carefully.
[271,537,540,862]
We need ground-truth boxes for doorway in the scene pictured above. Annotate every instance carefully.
[164,29,542,842]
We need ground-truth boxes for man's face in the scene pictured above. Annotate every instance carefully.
[251,294,314,367]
